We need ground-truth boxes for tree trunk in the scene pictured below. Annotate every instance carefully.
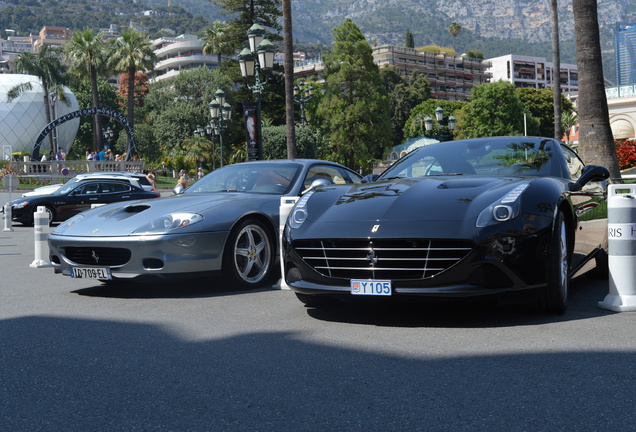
[572,0,621,179]
[41,80,55,154]
[550,0,562,140]
[126,67,136,158]
[90,64,103,152]
[282,0,297,159]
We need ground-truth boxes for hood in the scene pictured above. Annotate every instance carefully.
[52,193,273,237]
[311,176,528,224]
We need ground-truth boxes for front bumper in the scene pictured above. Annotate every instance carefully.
[283,219,554,299]
[48,230,230,278]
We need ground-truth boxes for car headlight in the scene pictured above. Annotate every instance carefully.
[133,213,204,234]
[13,201,29,209]
[476,183,529,227]
[288,191,314,229]
[52,214,85,235]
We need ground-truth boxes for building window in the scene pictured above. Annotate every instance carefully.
[513,61,536,80]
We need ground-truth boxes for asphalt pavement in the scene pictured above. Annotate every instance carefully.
[1,190,636,432]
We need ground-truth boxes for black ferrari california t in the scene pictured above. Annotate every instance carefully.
[283,136,611,314]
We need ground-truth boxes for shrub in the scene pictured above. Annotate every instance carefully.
[615,140,636,170]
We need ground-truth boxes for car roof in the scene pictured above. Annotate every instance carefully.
[75,171,146,179]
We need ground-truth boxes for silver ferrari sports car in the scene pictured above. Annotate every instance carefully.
[48,160,362,288]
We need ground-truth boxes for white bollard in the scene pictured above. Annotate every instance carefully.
[3,203,13,232]
[276,196,299,290]
[30,206,52,268]
[599,184,636,312]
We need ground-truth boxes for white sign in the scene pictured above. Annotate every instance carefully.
[608,223,636,240]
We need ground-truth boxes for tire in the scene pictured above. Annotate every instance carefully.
[25,205,55,227]
[223,219,275,289]
[42,205,55,226]
[539,211,570,315]
[295,292,336,308]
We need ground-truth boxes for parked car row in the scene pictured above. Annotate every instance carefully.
[41,137,610,315]
[7,172,160,226]
[21,171,155,197]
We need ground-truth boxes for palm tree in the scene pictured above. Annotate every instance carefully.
[282,0,297,159]
[572,0,621,179]
[7,46,67,156]
[561,110,578,144]
[64,28,108,152]
[448,22,462,53]
[110,29,157,159]
[202,21,236,63]
[550,0,562,140]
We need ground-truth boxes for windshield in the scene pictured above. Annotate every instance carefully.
[54,178,81,195]
[185,163,302,194]
[380,137,560,179]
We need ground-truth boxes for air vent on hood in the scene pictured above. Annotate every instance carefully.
[124,204,151,213]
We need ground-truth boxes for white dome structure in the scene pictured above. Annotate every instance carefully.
[0,74,79,156]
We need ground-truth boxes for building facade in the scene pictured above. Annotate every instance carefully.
[487,54,578,93]
[1,36,37,72]
[615,23,636,86]
[293,45,492,102]
[149,34,220,83]
[34,26,72,50]
[606,84,636,140]
[372,46,491,101]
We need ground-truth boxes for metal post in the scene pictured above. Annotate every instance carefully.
[30,206,51,268]
[3,203,13,232]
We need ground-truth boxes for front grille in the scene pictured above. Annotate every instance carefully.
[63,247,131,266]
[293,239,473,280]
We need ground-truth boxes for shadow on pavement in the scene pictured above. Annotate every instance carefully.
[71,276,272,299]
[303,274,614,328]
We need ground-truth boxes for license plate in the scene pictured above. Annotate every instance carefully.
[351,279,392,296]
[70,267,112,280]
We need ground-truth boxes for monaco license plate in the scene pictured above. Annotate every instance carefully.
[70,267,112,280]
[351,279,392,296]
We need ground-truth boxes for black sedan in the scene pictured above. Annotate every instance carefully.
[283,136,610,314]
[10,179,161,226]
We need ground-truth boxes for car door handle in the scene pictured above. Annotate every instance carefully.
[89,198,98,200]
[122,195,130,198]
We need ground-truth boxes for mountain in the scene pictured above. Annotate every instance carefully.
[169,0,634,79]
[3,0,634,80]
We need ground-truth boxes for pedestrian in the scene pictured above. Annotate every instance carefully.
[145,169,157,190]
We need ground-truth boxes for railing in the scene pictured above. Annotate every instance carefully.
[6,159,146,184]
[606,84,636,99]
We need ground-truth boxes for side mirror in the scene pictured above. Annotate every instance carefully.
[302,178,331,195]
[361,174,379,183]
[173,185,185,195]
[570,165,610,191]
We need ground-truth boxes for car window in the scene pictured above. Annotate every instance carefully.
[560,144,585,181]
[186,163,302,194]
[75,182,100,195]
[380,138,559,179]
[100,182,132,194]
[303,165,362,189]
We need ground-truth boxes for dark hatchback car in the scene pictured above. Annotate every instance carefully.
[9,179,161,226]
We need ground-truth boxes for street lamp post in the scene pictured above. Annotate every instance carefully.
[193,125,209,168]
[293,81,314,126]
[208,88,232,168]
[238,23,275,161]
[423,106,456,141]
[102,127,114,150]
